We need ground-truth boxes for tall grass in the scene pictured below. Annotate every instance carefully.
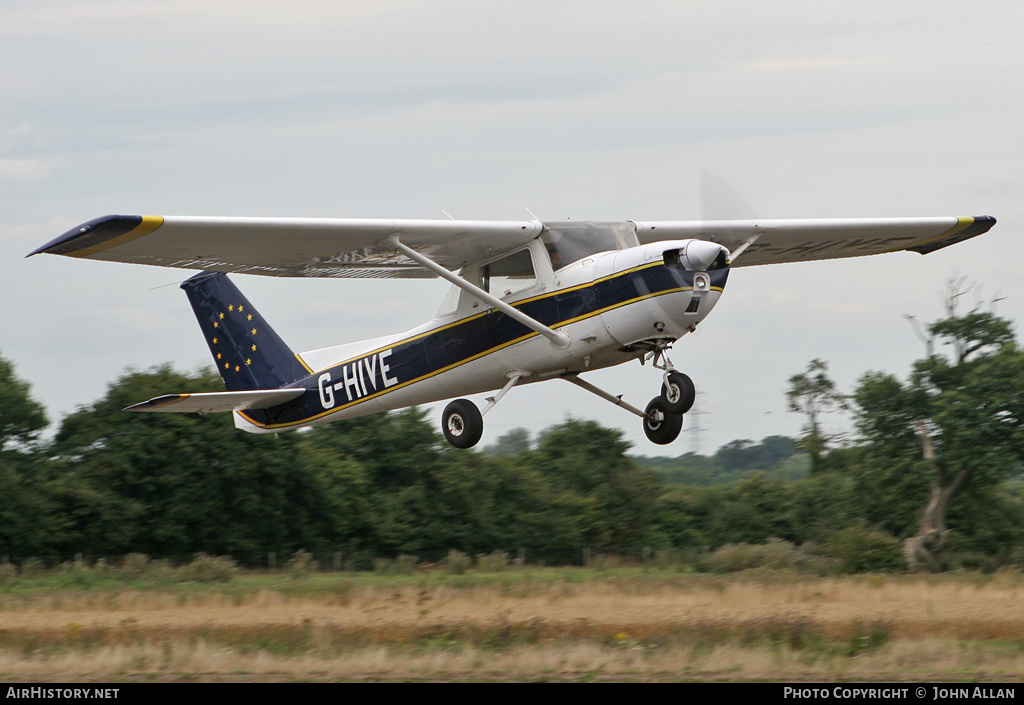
[3,553,1024,680]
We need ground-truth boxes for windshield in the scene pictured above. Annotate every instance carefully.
[540,221,637,270]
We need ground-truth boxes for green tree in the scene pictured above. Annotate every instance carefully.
[50,366,347,558]
[852,306,1024,571]
[786,359,845,473]
[0,351,58,555]
[531,419,664,556]
[303,407,446,556]
[0,353,47,451]
[486,427,532,456]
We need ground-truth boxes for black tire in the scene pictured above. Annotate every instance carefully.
[441,399,483,449]
[643,397,683,445]
[661,371,695,414]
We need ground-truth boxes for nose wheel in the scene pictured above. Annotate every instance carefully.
[561,369,690,447]
[661,371,695,414]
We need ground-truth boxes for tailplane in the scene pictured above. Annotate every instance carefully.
[181,271,309,391]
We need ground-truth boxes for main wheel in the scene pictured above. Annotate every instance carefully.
[661,371,695,414]
[441,399,484,449]
[643,397,683,445]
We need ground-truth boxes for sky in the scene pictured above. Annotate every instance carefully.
[3,0,1022,456]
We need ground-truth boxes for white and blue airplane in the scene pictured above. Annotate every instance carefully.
[30,214,995,447]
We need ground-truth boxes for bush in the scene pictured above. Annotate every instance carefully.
[56,558,104,588]
[117,553,152,580]
[287,549,316,579]
[700,538,804,573]
[476,550,510,572]
[373,554,419,575]
[182,553,238,582]
[19,558,45,578]
[441,549,472,575]
[817,526,904,574]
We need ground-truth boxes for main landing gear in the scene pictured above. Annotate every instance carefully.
[438,351,696,448]
[440,372,525,449]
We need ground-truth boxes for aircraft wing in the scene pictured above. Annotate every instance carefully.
[124,388,305,413]
[32,213,995,277]
[633,216,995,267]
[29,214,543,278]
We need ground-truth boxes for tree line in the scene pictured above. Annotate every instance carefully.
[2,293,1022,572]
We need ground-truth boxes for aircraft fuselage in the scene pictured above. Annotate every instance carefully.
[233,239,729,433]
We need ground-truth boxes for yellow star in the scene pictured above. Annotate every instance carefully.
[247,314,253,321]
[212,337,218,344]
[224,362,230,369]
[219,312,225,319]
[228,304,234,312]
[213,321,219,329]
[239,305,245,312]
[245,358,252,365]
[251,327,257,335]
[234,365,240,372]
[251,344,257,351]
[217,353,222,360]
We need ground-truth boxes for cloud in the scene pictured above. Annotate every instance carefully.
[0,158,57,181]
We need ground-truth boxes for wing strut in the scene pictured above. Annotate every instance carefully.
[728,235,760,263]
[561,373,646,418]
[383,235,571,349]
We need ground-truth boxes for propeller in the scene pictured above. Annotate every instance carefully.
[699,169,760,262]
[699,169,758,221]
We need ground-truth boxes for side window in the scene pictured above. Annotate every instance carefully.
[481,249,537,299]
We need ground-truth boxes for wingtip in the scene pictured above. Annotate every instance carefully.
[29,215,163,259]
[123,393,190,412]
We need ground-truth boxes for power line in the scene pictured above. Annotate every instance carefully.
[686,391,709,456]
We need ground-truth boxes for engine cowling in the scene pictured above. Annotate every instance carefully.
[599,239,731,346]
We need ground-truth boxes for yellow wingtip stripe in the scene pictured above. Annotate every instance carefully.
[68,215,165,258]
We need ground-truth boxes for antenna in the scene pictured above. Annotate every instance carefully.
[441,210,455,221]
[150,279,188,291]
[523,206,539,220]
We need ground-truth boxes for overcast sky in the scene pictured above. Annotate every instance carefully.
[3,0,1022,455]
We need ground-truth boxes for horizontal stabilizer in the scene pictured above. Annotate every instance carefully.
[124,388,305,414]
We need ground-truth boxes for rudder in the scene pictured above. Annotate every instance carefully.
[181,271,309,391]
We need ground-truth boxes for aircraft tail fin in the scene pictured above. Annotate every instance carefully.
[181,271,310,391]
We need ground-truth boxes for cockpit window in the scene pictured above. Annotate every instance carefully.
[481,248,537,298]
[540,221,638,270]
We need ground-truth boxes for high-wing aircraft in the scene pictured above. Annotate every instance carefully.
[30,213,995,447]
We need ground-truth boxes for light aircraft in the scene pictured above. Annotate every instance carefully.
[30,213,995,447]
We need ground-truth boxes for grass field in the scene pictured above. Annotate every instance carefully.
[3,567,1024,682]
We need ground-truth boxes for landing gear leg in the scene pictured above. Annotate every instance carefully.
[562,373,684,446]
[648,346,695,414]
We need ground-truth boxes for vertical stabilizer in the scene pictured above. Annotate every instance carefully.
[181,272,308,391]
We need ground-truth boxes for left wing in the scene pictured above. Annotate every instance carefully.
[29,214,542,278]
[633,216,995,267]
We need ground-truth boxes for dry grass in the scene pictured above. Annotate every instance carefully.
[2,572,1024,681]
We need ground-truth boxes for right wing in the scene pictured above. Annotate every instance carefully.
[633,216,995,266]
